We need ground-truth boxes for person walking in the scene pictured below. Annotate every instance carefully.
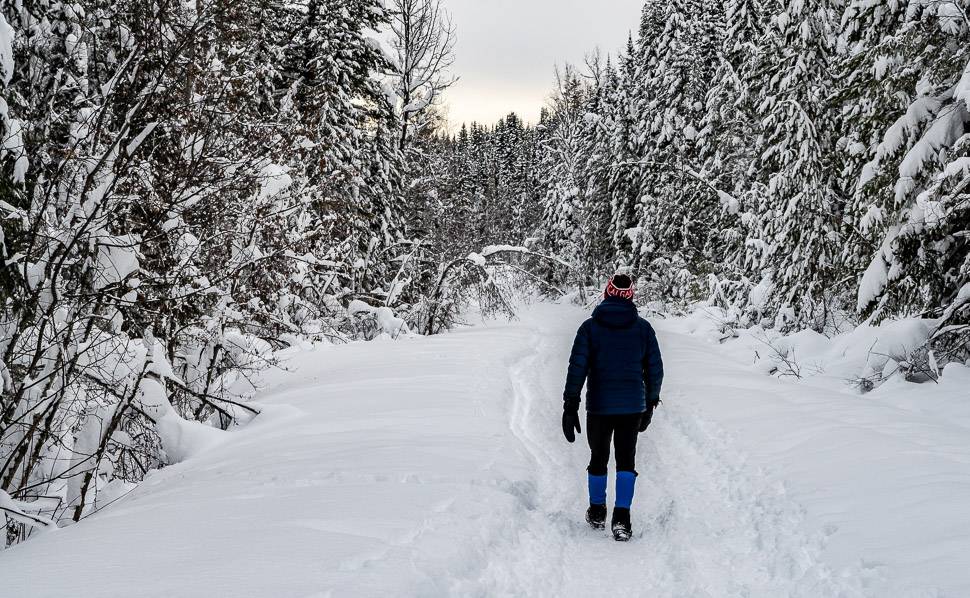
[561,273,664,541]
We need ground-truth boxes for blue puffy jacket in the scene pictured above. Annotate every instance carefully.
[563,296,664,415]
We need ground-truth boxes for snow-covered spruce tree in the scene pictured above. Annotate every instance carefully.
[697,0,769,317]
[437,113,540,250]
[512,114,543,239]
[272,0,407,303]
[631,0,723,303]
[607,36,646,268]
[615,7,664,278]
[395,111,549,331]
[431,122,484,250]
[836,0,916,320]
[494,112,533,239]
[579,57,621,277]
[536,67,591,284]
[746,0,846,331]
[846,1,970,362]
[419,124,483,257]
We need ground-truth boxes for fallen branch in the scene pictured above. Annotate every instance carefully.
[1,490,56,529]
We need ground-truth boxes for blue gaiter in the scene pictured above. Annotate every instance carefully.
[588,474,608,506]
[615,471,637,509]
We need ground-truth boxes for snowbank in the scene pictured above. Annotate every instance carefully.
[679,306,947,389]
[1,319,544,598]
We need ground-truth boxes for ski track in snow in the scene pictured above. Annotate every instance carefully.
[2,303,963,597]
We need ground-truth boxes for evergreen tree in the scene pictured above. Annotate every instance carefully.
[607,37,645,268]
[747,0,845,330]
[837,0,914,297]
[697,0,768,314]
[634,0,723,300]
[581,59,620,276]
[845,1,970,360]
[537,69,589,279]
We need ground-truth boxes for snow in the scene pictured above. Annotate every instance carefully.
[92,234,140,289]
[125,122,157,156]
[0,10,13,85]
[668,311,970,596]
[870,95,942,175]
[3,304,969,597]
[257,163,292,200]
[847,140,867,155]
[717,189,740,214]
[0,107,28,183]
[402,96,431,115]
[160,216,181,232]
[895,102,968,201]
[858,226,898,312]
[859,203,883,232]
[943,155,970,178]
[750,315,937,385]
[374,306,409,337]
[957,57,970,109]
[145,338,180,382]
[481,244,530,257]
[465,251,486,267]
[479,244,575,271]
[347,300,410,336]
[748,275,773,309]
[857,251,888,311]
[936,2,965,35]
[347,299,374,315]
[0,197,23,217]
[155,410,224,464]
[0,490,55,530]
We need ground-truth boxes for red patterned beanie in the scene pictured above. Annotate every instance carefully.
[604,274,635,300]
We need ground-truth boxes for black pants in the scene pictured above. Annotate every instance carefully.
[586,413,641,476]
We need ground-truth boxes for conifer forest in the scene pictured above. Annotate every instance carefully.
[1,0,969,583]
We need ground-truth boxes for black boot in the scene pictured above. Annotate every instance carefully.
[611,507,632,541]
[585,504,607,529]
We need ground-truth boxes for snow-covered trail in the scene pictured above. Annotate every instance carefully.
[3,303,968,597]
[462,306,867,598]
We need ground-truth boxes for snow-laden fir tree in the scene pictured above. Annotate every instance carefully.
[536,68,591,281]
[696,0,768,318]
[847,0,970,362]
[580,57,622,276]
[633,0,723,302]
[747,0,846,331]
[837,0,915,303]
[607,36,647,268]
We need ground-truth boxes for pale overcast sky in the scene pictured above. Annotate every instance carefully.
[440,0,643,129]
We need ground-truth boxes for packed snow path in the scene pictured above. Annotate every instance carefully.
[4,304,968,597]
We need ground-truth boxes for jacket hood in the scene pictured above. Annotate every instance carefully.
[592,296,638,329]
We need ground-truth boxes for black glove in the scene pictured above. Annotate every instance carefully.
[562,400,581,443]
[638,409,653,432]
[639,400,660,433]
